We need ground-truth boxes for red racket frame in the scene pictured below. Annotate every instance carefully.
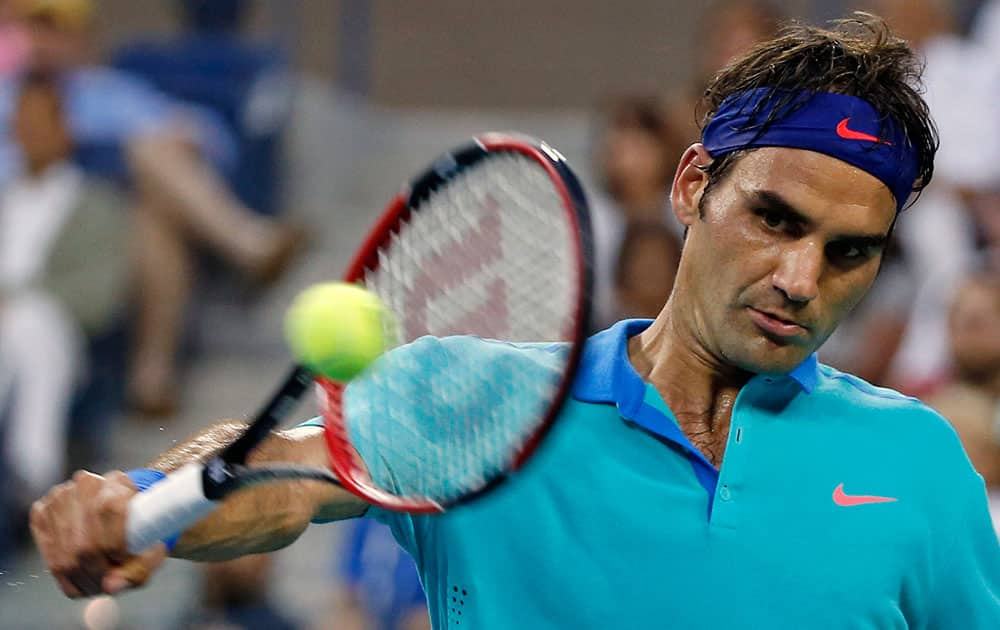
[319,133,591,513]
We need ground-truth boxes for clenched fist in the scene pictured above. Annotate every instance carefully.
[29,470,168,598]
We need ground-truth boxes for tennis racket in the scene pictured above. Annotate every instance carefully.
[126,132,593,553]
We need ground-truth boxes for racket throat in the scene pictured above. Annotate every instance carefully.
[202,458,244,500]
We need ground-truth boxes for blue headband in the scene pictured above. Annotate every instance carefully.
[702,89,918,211]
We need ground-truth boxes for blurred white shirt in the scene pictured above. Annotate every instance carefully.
[0,162,82,292]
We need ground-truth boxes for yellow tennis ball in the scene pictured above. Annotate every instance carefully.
[284,282,393,382]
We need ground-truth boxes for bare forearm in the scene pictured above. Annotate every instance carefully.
[146,420,247,473]
[142,422,364,561]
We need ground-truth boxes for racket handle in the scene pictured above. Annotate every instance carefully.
[126,463,218,554]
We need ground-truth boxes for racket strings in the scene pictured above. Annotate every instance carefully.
[368,154,576,343]
[330,153,581,504]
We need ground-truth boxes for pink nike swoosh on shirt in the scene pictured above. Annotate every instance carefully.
[832,483,898,506]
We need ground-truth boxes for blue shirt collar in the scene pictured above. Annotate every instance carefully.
[572,319,819,415]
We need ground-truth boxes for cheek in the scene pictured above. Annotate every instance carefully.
[710,220,775,293]
[819,269,879,327]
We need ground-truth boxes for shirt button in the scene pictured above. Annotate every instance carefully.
[719,485,732,501]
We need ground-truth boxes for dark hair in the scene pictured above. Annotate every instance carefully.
[696,12,938,209]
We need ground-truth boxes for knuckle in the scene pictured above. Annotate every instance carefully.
[51,480,76,501]
[95,495,124,518]
[73,470,102,491]
[29,501,48,527]
[74,542,99,559]
[103,470,130,485]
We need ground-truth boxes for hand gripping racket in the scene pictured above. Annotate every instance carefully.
[126,132,593,553]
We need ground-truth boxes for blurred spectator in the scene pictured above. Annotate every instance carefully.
[927,274,1000,536]
[668,0,784,144]
[114,0,292,217]
[968,189,1000,272]
[1,0,305,417]
[613,221,681,320]
[871,0,995,396]
[0,0,28,77]
[0,72,129,511]
[327,518,429,630]
[178,554,301,630]
[590,97,684,329]
[972,0,1000,56]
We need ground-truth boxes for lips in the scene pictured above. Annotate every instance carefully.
[747,307,808,338]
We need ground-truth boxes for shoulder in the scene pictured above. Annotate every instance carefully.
[812,367,988,525]
[816,363,933,413]
[814,364,972,462]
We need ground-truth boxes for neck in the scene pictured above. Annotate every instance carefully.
[629,301,751,433]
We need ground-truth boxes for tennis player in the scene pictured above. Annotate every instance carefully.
[30,13,1000,628]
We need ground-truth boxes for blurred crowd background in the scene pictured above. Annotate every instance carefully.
[0,0,999,628]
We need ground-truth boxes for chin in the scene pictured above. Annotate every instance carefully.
[725,337,810,376]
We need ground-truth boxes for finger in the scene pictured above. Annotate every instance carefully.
[29,498,59,565]
[52,474,108,597]
[31,502,85,599]
[37,484,95,595]
[68,572,103,599]
[93,471,137,563]
[54,573,84,599]
[103,544,168,594]
[104,470,138,492]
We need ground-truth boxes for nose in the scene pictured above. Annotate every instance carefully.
[772,241,822,303]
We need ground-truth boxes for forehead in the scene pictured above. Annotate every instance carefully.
[722,147,897,234]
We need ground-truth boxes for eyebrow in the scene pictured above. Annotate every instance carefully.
[746,189,889,248]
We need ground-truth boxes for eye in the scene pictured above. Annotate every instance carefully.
[834,244,862,259]
[755,208,787,230]
[826,241,877,267]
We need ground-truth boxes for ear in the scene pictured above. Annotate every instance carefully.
[670,143,714,227]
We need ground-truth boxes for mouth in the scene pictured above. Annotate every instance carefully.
[746,307,808,339]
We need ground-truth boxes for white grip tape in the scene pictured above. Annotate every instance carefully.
[126,463,218,554]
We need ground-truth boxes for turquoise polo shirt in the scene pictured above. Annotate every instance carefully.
[313,319,1000,628]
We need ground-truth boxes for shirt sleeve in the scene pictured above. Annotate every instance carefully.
[927,462,1000,628]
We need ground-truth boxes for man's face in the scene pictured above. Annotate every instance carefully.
[673,146,896,375]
